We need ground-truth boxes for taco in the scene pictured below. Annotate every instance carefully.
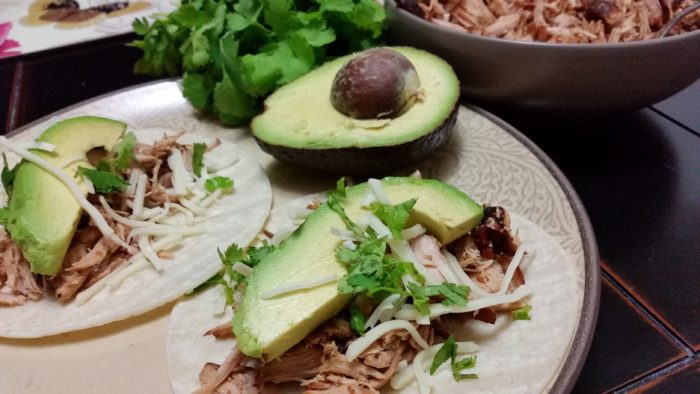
[0,116,272,338]
[166,177,580,393]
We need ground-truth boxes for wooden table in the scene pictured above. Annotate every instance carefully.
[1,35,698,393]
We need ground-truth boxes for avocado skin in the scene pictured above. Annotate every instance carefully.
[253,105,457,177]
[5,116,125,276]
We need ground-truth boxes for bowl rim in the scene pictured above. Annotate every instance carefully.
[386,0,700,49]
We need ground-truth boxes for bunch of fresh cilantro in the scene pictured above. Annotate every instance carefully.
[131,0,386,126]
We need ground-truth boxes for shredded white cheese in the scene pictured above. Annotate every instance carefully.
[128,224,204,241]
[168,149,193,196]
[365,213,392,239]
[270,225,298,246]
[342,240,357,250]
[360,192,377,208]
[138,235,167,271]
[330,227,359,241]
[287,207,313,220]
[0,136,131,251]
[179,198,207,215]
[387,239,442,285]
[98,196,155,228]
[368,178,391,204]
[393,341,479,392]
[260,274,338,300]
[401,224,426,240]
[364,294,401,330]
[394,285,532,320]
[170,203,195,226]
[131,173,148,220]
[345,320,429,362]
[126,168,143,196]
[498,243,527,295]
[232,262,253,277]
[200,188,223,208]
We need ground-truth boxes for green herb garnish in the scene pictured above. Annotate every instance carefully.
[349,299,367,335]
[97,132,137,172]
[205,176,234,193]
[370,198,416,239]
[78,167,129,194]
[192,142,207,177]
[512,304,532,320]
[430,335,479,380]
[132,0,386,125]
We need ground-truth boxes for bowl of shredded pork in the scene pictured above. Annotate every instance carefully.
[385,0,700,119]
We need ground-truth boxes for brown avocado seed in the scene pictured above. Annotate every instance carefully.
[330,48,421,120]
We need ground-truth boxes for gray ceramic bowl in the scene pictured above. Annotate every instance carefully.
[386,0,700,119]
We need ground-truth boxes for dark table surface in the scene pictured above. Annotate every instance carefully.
[1,35,698,393]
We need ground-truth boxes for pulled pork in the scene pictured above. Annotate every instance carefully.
[198,319,434,394]
[0,133,205,306]
[408,0,700,42]
[197,205,525,393]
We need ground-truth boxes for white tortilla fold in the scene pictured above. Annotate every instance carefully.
[166,195,581,394]
[0,128,273,338]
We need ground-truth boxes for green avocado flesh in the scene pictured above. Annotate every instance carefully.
[233,177,483,360]
[251,47,460,150]
[6,116,126,276]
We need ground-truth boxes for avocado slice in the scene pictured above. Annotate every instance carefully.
[233,177,483,360]
[5,116,126,276]
[251,47,460,176]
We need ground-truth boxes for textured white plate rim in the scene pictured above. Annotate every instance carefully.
[5,80,600,393]
[465,104,601,394]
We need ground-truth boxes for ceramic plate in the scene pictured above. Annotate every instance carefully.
[0,81,599,393]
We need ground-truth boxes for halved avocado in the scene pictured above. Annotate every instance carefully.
[233,177,483,360]
[251,47,460,176]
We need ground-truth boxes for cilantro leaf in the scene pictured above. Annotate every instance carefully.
[217,241,277,299]
[205,176,234,193]
[407,283,469,315]
[97,133,137,172]
[192,142,207,177]
[452,355,477,380]
[2,154,17,198]
[430,335,479,381]
[512,304,532,321]
[430,335,456,375]
[370,198,416,239]
[349,299,367,335]
[182,72,214,110]
[78,167,129,194]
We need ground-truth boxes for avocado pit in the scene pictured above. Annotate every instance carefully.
[330,48,421,120]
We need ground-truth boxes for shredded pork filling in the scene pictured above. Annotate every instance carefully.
[197,206,527,393]
[405,0,700,42]
[0,133,213,306]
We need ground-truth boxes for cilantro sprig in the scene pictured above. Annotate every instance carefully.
[430,335,479,380]
[192,142,207,177]
[512,304,532,320]
[96,133,137,173]
[78,167,129,194]
[190,241,278,302]
[132,0,386,126]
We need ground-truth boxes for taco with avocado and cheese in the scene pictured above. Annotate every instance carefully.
[0,116,272,338]
[167,177,580,393]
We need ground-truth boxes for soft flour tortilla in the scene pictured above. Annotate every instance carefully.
[166,195,581,394]
[0,128,273,338]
